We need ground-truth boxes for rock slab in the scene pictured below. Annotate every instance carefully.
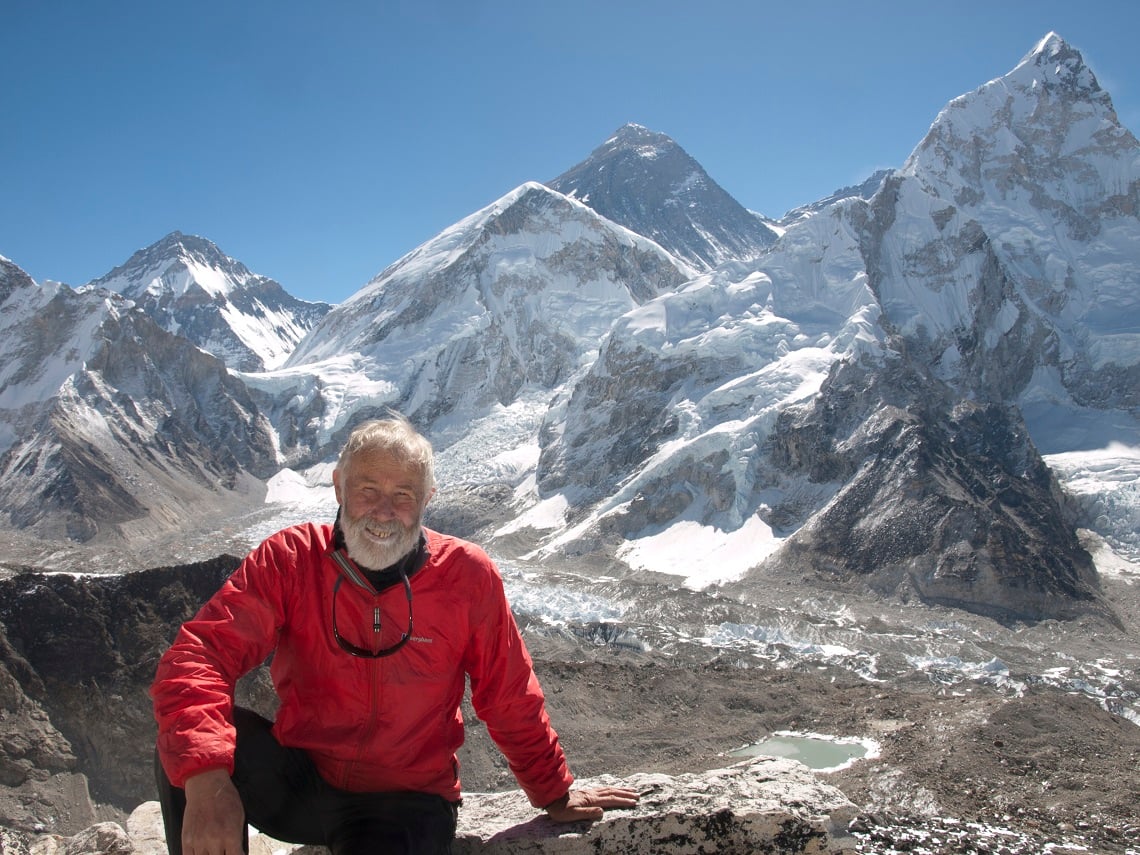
[451,757,858,854]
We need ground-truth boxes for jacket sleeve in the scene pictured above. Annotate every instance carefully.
[150,534,294,787]
[463,556,574,808]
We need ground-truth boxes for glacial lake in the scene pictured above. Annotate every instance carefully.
[729,732,878,771]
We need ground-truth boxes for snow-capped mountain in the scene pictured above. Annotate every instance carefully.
[0,34,1135,628]
[246,181,695,466]
[90,231,330,372]
[548,123,779,271]
[0,258,277,542]
[896,33,1140,413]
[507,32,1137,622]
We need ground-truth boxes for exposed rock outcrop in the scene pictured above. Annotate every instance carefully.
[450,758,856,854]
[733,356,1116,625]
[0,558,242,814]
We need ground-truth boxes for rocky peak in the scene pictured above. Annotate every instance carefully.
[881,31,1140,417]
[0,257,37,306]
[548,124,778,270]
[90,232,329,372]
[1019,32,1105,99]
[591,122,678,159]
[104,230,247,292]
[904,33,1136,208]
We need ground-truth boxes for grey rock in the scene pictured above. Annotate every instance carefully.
[29,821,132,855]
[0,773,96,839]
[124,802,166,855]
[452,758,856,854]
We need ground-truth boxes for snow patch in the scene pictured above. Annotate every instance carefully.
[618,514,782,589]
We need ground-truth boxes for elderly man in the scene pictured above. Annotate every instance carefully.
[152,415,637,855]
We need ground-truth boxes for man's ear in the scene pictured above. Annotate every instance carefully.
[332,468,343,504]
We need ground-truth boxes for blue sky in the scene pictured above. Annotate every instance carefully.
[3,1,1138,304]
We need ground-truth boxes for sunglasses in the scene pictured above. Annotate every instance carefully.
[330,555,414,658]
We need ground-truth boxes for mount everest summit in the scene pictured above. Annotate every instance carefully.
[0,33,1137,627]
[547,122,780,270]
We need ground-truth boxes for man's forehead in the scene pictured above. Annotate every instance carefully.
[346,448,422,482]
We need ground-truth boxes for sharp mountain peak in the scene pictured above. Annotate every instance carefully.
[548,123,778,270]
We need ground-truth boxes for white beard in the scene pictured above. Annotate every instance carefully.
[341,512,421,570]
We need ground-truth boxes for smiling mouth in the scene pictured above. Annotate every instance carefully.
[364,523,398,540]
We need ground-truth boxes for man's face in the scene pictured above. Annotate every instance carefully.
[333,448,433,569]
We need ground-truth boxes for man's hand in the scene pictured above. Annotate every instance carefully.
[181,768,245,855]
[545,786,640,823]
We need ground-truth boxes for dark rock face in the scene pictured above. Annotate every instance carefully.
[0,258,36,305]
[548,123,778,270]
[746,357,1112,625]
[0,629,75,786]
[0,557,241,813]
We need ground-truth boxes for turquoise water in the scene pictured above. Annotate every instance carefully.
[729,734,871,770]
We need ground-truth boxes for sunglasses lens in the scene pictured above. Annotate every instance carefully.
[332,574,413,658]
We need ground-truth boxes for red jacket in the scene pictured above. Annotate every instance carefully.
[151,523,574,807]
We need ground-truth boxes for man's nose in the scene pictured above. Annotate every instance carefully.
[367,494,398,518]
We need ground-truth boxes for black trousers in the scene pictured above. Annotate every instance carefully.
[155,707,458,855]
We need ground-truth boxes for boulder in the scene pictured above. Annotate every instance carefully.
[452,757,856,854]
